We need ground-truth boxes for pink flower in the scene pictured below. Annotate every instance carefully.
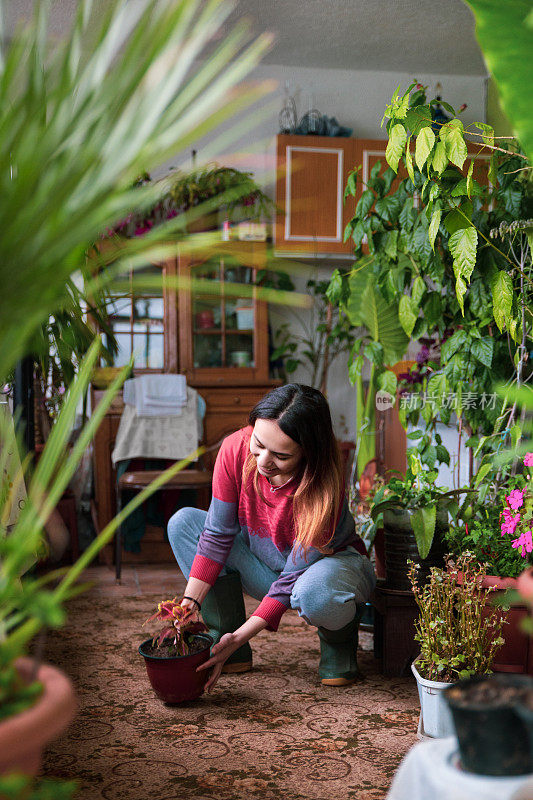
[512,530,533,558]
[524,453,533,467]
[501,508,521,536]
[507,489,525,510]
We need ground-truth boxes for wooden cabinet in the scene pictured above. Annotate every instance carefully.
[276,135,493,258]
[177,241,270,384]
[274,134,358,256]
[91,241,279,545]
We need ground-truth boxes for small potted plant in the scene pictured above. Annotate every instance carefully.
[139,598,212,704]
[370,451,467,590]
[409,554,505,739]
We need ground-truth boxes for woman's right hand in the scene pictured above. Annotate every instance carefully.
[179,597,201,621]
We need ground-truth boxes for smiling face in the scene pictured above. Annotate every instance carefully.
[249,418,303,487]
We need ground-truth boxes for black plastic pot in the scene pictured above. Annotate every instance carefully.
[515,703,533,767]
[383,507,448,591]
[444,674,533,776]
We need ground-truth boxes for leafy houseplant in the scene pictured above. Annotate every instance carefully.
[139,598,213,703]
[410,555,505,683]
[111,165,275,237]
[0,0,271,785]
[370,451,467,590]
[409,554,505,739]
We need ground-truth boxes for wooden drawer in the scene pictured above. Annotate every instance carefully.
[202,387,268,411]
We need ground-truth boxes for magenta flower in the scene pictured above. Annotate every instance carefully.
[524,453,533,467]
[501,508,521,536]
[507,489,525,510]
[512,530,533,558]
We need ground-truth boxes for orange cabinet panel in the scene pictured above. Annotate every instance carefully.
[275,134,358,256]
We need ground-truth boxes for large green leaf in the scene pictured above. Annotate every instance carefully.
[346,258,374,326]
[411,505,437,559]
[439,120,468,169]
[471,336,494,367]
[491,269,514,332]
[386,124,408,173]
[465,0,533,164]
[359,278,410,364]
[415,127,436,172]
[356,189,375,218]
[449,227,478,311]
[432,140,448,174]
[428,207,442,251]
[399,294,417,337]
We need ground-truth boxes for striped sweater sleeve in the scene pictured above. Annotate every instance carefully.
[189,430,244,585]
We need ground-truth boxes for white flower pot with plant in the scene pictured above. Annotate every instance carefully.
[408,554,505,738]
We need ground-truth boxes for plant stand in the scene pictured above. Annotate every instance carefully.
[372,583,419,677]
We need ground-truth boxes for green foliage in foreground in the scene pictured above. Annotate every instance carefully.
[0,0,273,383]
[464,0,533,165]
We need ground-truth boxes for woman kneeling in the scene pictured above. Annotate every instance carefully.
[168,383,376,691]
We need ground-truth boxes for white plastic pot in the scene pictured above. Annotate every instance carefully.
[411,660,455,739]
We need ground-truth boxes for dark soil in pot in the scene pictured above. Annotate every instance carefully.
[139,633,213,704]
[383,508,448,591]
[444,674,533,776]
[141,637,208,658]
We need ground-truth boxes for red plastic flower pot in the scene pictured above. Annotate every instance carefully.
[139,634,213,704]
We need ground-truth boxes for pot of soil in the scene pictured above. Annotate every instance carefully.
[411,659,455,738]
[383,507,448,591]
[444,674,533,776]
[139,633,213,704]
[0,658,77,776]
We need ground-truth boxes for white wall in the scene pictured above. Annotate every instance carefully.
[162,62,486,443]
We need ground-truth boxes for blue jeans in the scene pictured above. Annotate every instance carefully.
[167,507,376,630]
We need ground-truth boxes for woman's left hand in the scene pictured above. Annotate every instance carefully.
[197,632,243,693]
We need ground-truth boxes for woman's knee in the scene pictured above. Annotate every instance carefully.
[291,580,356,629]
[167,506,205,547]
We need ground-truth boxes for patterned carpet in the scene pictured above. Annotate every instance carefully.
[41,568,419,800]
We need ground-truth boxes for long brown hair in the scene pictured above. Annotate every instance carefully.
[244,384,343,555]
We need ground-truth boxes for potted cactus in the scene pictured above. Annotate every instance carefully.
[139,598,213,704]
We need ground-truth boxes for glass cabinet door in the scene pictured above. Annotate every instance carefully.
[102,264,166,370]
[191,260,255,370]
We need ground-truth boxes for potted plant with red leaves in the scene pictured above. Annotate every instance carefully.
[139,598,213,704]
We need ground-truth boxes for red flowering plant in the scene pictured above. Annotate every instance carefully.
[500,454,533,560]
[143,598,208,656]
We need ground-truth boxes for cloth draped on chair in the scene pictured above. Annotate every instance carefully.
[112,380,205,552]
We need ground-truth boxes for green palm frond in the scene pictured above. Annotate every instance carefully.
[0,0,273,382]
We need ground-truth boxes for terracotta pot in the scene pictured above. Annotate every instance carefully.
[0,658,77,776]
[481,574,533,675]
[139,634,213,704]
[517,566,533,603]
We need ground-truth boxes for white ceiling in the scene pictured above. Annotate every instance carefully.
[5,0,488,76]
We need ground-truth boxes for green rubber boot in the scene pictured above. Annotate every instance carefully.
[318,604,365,686]
[201,572,252,674]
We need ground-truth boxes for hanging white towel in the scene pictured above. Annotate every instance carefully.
[123,374,187,416]
[112,386,200,465]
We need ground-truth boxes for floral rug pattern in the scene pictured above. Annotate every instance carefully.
[42,584,418,799]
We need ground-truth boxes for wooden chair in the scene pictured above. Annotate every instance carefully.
[114,391,214,582]
[115,464,212,582]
